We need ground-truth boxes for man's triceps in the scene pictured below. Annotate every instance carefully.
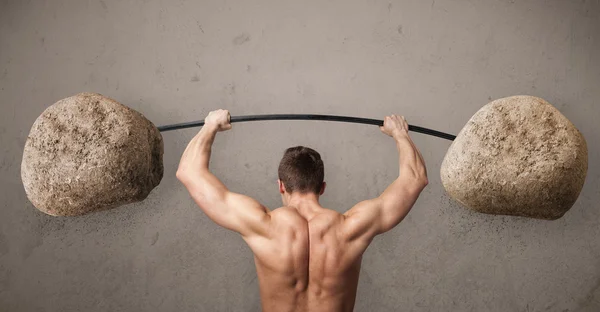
[222,191,271,237]
[343,198,384,241]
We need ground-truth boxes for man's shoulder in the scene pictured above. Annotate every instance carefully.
[268,207,306,224]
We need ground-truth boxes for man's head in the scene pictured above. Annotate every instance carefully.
[278,146,325,200]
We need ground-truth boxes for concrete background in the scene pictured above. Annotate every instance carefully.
[0,0,598,311]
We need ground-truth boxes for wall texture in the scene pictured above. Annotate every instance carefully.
[0,0,598,311]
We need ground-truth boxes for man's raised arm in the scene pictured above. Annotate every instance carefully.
[176,109,270,238]
[343,115,428,242]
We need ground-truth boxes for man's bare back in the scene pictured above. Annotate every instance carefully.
[246,206,365,312]
[177,111,428,312]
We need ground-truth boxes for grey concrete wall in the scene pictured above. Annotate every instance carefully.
[1,0,598,311]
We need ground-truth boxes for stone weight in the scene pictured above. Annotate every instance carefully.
[21,93,164,216]
[441,96,588,220]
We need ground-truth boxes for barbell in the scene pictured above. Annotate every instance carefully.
[21,93,587,219]
[156,114,457,141]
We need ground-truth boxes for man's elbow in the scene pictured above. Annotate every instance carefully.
[414,165,429,188]
[176,168,189,183]
[176,170,224,203]
[408,175,428,195]
[400,165,428,188]
[176,165,203,182]
[419,176,429,189]
[176,167,202,186]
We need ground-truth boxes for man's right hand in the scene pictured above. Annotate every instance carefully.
[380,114,409,139]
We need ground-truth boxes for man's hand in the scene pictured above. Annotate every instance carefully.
[205,109,232,132]
[380,114,409,139]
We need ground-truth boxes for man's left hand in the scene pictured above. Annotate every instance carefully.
[205,109,232,132]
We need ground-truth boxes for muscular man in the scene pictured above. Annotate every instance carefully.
[177,110,428,312]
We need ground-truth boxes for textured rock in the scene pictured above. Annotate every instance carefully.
[441,96,587,220]
[21,93,163,216]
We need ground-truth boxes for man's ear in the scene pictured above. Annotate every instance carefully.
[278,179,286,194]
[319,182,326,195]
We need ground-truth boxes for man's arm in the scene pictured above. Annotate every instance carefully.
[176,109,271,238]
[343,115,428,242]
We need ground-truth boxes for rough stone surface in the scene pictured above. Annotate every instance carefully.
[441,95,588,220]
[21,93,164,216]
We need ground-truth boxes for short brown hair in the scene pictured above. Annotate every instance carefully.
[278,146,324,194]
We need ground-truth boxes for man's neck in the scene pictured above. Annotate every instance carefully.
[286,193,322,220]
